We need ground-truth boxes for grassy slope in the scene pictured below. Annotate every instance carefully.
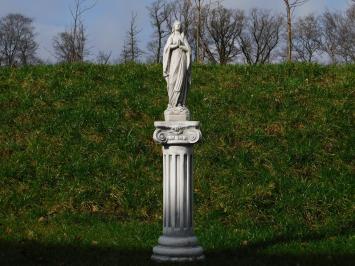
[0,63,354,265]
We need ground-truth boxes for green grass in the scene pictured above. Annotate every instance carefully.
[0,63,354,265]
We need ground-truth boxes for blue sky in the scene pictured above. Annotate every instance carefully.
[0,0,351,62]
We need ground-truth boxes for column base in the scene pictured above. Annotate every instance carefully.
[151,236,205,262]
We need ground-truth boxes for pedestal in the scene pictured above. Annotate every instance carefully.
[151,121,205,262]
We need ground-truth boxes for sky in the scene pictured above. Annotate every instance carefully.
[0,0,351,62]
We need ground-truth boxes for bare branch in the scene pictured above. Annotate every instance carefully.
[53,0,95,63]
[282,0,309,61]
[147,0,172,63]
[0,13,39,66]
[120,12,144,63]
[293,14,322,62]
[203,6,244,64]
[238,8,283,64]
[96,50,112,64]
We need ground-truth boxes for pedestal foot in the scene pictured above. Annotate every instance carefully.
[152,236,205,262]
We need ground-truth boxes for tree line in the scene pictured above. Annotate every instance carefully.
[0,0,354,66]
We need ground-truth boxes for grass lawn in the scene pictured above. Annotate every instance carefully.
[0,63,354,265]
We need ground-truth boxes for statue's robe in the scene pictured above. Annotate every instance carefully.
[163,32,191,108]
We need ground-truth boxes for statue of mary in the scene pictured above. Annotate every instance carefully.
[163,20,192,121]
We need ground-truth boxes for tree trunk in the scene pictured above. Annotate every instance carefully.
[157,35,161,63]
[156,24,162,63]
[196,0,201,63]
[286,4,292,61]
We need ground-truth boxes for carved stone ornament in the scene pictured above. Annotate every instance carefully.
[153,121,202,145]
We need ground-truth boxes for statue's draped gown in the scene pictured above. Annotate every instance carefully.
[163,32,191,108]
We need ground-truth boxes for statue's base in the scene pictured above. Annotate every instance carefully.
[164,106,190,121]
[151,236,205,263]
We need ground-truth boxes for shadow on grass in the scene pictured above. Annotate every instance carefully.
[0,238,353,266]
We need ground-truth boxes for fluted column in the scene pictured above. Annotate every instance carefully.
[163,145,193,235]
[152,121,204,262]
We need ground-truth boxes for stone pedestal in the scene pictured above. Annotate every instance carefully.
[151,121,205,262]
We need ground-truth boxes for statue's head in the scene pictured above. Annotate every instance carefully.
[172,20,182,33]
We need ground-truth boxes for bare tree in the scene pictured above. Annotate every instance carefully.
[18,28,38,65]
[171,0,194,39]
[120,41,129,63]
[282,0,309,61]
[169,0,214,62]
[194,0,210,63]
[192,0,217,63]
[147,0,172,63]
[320,10,342,63]
[319,1,355,63]
[53,32,75,62]
[120,12,144,63]
[238,8,283,64]
[194,0,202,63]
[293,14,322,62]
[96,50,112,64]
[169,0,210,62]
[0,13,38,66]
[338,3,355,62]
[52,0,95,62]
[202,6,244,64]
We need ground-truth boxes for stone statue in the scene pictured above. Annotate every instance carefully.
[152,21,204,263]
[163,20,192,121]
